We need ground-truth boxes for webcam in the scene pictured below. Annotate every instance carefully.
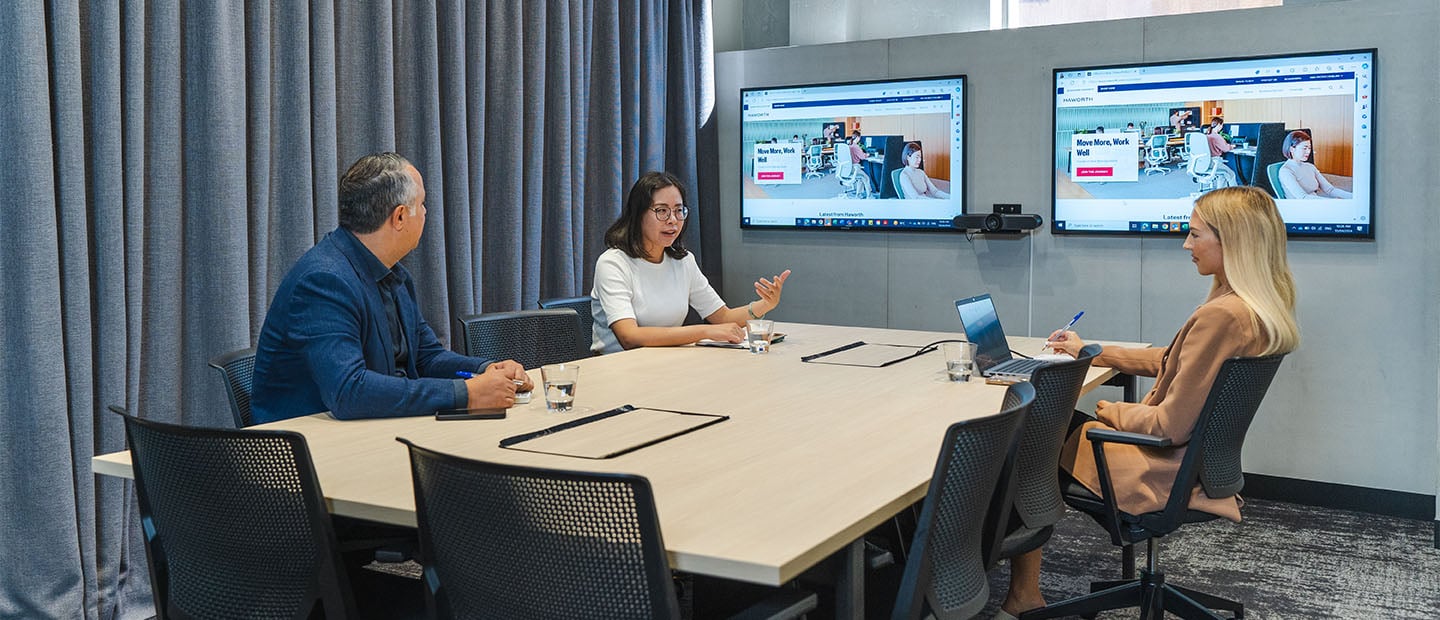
[953,204,1042,233]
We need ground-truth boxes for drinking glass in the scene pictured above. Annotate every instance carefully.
[942,342,976,382]
[746,320,775,354]
[541,364,580,411]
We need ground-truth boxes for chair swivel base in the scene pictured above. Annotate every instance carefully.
[1018,568,1242,620]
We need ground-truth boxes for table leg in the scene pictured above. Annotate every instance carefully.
[1102,373,1140,403]
[835,539,865,619]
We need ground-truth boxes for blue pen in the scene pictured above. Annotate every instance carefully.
[1043,311,1085,353]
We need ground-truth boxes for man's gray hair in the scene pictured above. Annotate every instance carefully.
[338,152,418,234]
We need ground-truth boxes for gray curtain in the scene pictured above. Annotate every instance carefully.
[0,1,715,617]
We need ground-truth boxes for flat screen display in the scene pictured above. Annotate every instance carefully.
[740,75,966,231]
[1052,50,1375,238]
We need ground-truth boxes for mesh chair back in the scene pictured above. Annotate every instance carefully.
[121,415,353,619]
[1010,344,1100,530]
[1192,354,1285,499]
[400,439,680,620]
[539,296,595,358]
[207,347,256,427]
[893,382,1033,620]
[457,309,582,368]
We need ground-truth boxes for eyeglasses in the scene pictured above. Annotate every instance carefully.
[650,205,689,221]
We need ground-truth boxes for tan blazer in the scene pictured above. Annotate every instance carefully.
[1061,286,1265,522]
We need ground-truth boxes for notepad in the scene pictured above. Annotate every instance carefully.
[696,333,786,349]
[499,406,728,459]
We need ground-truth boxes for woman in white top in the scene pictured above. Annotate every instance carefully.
[591,171,792,354]
[897,142,949,199]
[1277,130,1352,199]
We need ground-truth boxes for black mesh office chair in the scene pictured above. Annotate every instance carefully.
[120,413,357,619]
[456,308,582,369]
[398,439,817,620]
[1021,354,1286,620]
[892,382,1034,620]
[207,347,256,427]
[538,296,595,359]
[996,345,1101,560]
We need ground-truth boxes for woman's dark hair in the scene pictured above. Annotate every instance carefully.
[1282,130,1312,160]
[604,171,689,260]
[901,141,923,170]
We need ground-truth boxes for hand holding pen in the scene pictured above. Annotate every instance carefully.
[1043,311,1085,356]
[464,360,533,391]
[456,362,532,409]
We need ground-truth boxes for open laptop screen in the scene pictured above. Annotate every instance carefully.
[954,294,1013,373]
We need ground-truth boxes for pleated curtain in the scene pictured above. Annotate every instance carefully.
[0,1,716,617]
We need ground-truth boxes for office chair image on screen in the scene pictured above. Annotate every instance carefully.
[836,160,873,198]
[1185,132,1237,192]
[1144,134,1171,175]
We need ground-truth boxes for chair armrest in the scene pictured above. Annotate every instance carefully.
[727,589,818,620]
[1086,428,1171,448]
[1084,427,1170,547]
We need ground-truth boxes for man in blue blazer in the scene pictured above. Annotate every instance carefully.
[251,152,531,424]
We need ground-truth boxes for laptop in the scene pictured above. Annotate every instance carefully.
[954,293,1051,380]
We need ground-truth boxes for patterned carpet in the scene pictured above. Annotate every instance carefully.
[983,498,1440,619]
[364,498,1440,618]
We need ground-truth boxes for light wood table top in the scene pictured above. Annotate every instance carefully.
[95,322,1138,586]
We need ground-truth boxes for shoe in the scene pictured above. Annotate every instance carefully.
[991,609,1019,620]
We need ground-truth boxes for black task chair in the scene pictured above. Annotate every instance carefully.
[398,439,817,620]
[456,308,583,369]
[1021,354,1286,620]
[207,347,256,427]
[120,413,357,619]
[996,345,1101,561]
[538,295,595,359]
[892,382,1034,620]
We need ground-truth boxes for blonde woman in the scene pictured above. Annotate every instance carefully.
[995,185,1299,618]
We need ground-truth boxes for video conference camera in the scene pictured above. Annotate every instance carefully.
[952,204,1043,233]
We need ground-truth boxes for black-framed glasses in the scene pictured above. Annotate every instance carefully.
[651,205,689,221]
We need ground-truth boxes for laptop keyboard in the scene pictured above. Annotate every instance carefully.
[990,358,1047,376]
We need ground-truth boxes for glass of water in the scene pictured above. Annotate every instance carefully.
[745,319,775,354]
[541,364,580,411]
[942,342,976,382]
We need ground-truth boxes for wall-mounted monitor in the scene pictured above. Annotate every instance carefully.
[740,75,966,231]
[1052,49,1375,238]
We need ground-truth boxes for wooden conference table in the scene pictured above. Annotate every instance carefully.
[94,322,1137,618]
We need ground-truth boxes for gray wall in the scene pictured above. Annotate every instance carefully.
[715,0,1440,499]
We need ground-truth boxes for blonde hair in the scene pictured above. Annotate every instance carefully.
[1193,186,1299,355]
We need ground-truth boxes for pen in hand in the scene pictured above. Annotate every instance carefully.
[1043,311,1084,353]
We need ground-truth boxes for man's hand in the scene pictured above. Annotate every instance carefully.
[466,369,520,409]
[486,359,533,391]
